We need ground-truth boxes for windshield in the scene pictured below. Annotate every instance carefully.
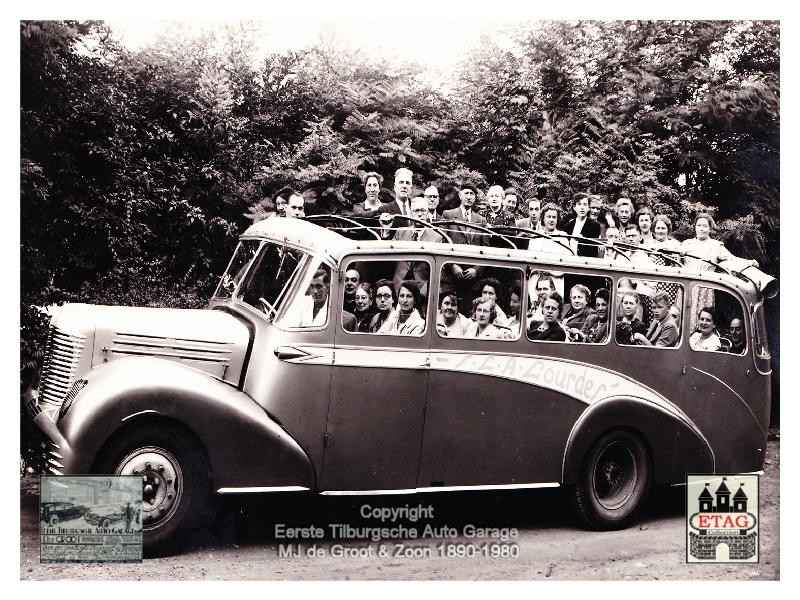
[213,240,261,299]
[238,242,306,321]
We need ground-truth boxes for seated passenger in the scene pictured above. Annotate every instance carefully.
[506,283,522,336]
[293,269,330,327]
[529,274,556,321]
[393,197,444,242]
[478,277,510,325]
[352,283,378,333]
[528,291,567,341]
[632,291,679,347]
[690,306,722,351]
[571,288,609,343]
[616,291,647,344]
[527,203,571,255]
[436,292,477,337]
[562,284,597,332]
[368,279,396,333]
[378,280,426,336]
[723,318,746,354]
[472,298,509,339]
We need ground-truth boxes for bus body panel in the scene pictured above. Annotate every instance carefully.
[59,357,315,490]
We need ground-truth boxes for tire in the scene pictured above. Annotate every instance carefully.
[93,422,215,557]
[49,515,58,527]
[102,518,111,528]
[572,428,653,531]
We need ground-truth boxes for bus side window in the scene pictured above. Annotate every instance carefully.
[527,271,612,344]
[437,265,523,340]
[689,286,746,354]
[616,279,683,348]
[341,259,430,336]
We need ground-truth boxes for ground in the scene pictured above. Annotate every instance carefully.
[20,429,779,581]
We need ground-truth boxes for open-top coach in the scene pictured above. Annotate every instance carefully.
[23,216,776,554]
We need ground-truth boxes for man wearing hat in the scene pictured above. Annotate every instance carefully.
[441,183,489,246]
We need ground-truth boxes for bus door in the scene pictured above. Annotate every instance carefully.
[321,256,432,491]
[680,284,767,473]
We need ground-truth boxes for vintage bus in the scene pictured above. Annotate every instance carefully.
[23,216,776,554]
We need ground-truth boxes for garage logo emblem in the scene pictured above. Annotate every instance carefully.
[686,474,759,563]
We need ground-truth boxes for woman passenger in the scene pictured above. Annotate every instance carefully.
[369,279,396,333]
[353,283,377,332]
[528,291,567,341]
[479,277,509,324]
[352,172,383,217]
[378,280,426,335]
[635,207,654,245]
[616,291,647,344]
[690,306,721,351]
[681,212,758,271]
[650,215,681,252]
[571,289,609,343]
[506,283,522,336]
[472,298,508,339]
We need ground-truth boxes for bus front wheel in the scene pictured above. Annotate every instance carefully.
[572,428,653,531]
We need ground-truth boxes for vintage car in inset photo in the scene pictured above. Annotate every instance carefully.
[83,504,125,528]
[40,501,87,526]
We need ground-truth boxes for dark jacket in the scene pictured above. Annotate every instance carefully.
[563,217,601,257]
[527,320,567,341]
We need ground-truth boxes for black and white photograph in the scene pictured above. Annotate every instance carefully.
[18,9,782,584]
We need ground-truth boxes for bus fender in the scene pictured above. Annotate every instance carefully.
[57,357,316,491]
[561,396,714,486]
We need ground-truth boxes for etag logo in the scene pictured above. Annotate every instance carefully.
[686,475,759,563]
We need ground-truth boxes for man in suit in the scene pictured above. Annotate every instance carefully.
[423,186,441,222]
[393,197,445,243]
[377,167,414,217]
[440,183,489,314]
[632,292,679,347]
[516,198,542,231]
[441,183,489,246]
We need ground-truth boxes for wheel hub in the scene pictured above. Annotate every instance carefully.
[116,448,182,528]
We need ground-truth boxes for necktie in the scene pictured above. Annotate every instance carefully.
[464,210,471,221]
[402,201,408,216]
[413,230,420,242]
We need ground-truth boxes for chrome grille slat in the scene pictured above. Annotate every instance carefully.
[38,325,86,409]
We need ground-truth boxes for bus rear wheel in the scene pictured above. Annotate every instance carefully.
[572,428,653,531]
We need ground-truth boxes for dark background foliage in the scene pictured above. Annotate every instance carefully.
[20,20,779,419]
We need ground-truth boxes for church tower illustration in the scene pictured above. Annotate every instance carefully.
[715,478,731,512]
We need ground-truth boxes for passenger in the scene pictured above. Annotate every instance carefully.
[369,279,396,332]
[378,280,426,335]
[482,185,516,227]
[516,198,542,232]
[623,224,654,264]
[436,292,477,337]
[506,283,522,336]
[504,188,520,215]
[478,277,509,325]
[682,212,759,271]
[632,291,680,347]
[669,304,682,331]
[725,317,746,354]
[563,194,601,257]
[440,261,484,317]
[601,226,625,261]
[562,284,597,332]
[352,283,377,333]
[528,291,567,341]
[472,298,508,339]
[343,269,361,315]
[527,203,571,254]
[616,291,647,344]
[648,215,682,262]
[589,195,614,239]
[285,190,305,219]
[613,197,635,231]
[423,186,441,221]
[690,306,722,351]
[296,269,331,327]
[530,275,556,321]
[393,197,443,242]
[441,182,489,246]
[574,288,610,343]
[351,171,383,217]
[635,207,654,245]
